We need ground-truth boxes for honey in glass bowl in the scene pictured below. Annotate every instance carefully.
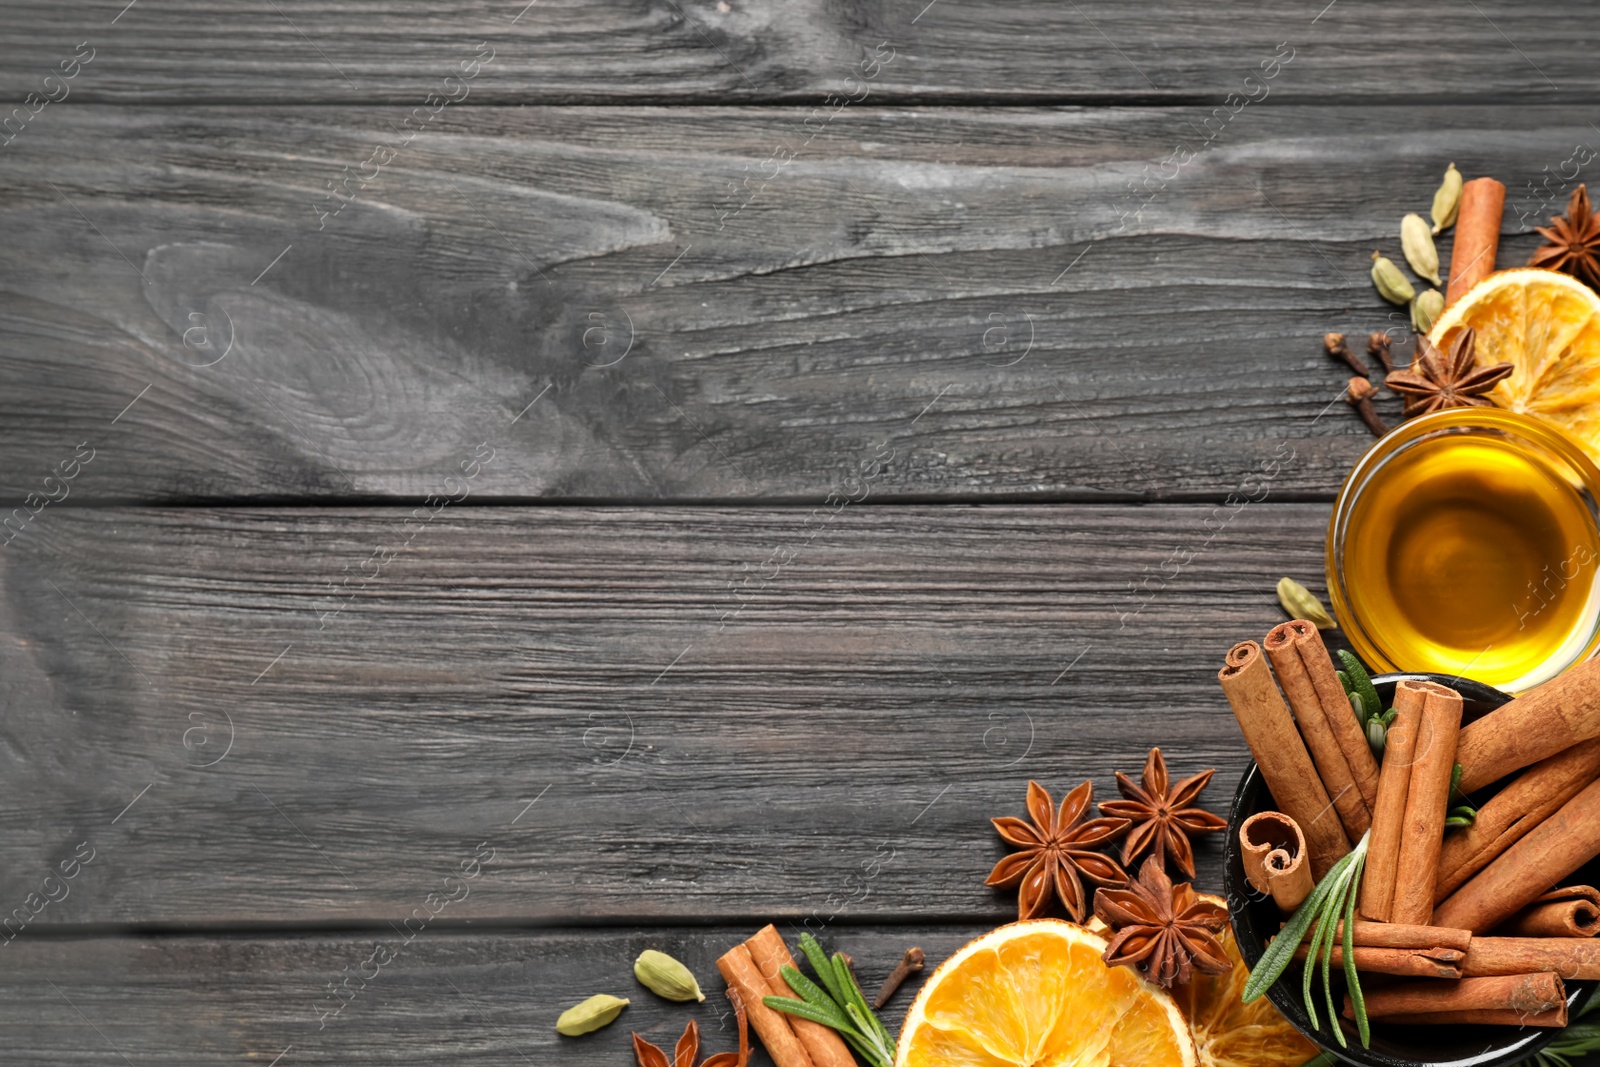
[1328,408,1600,693]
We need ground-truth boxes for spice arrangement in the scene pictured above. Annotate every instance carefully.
[547,162,1600,1067]
[1219,615,1600,1049]
[1333,161,1600,465]
[549,635,1600,1067]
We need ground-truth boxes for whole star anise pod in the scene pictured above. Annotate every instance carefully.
[1094,856,1231,989]
[985,780,1129,921]
[1385,328,1512,419]
[1098,747,1228,880]
[1530,183,1600,290]
[632,998,750,1067]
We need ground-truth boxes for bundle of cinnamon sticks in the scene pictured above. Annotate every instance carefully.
[718,926,857,1067]
[1219,623,1600,1028]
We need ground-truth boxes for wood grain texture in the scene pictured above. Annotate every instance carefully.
[1,926,988,1065]
[0,1,1593,103]
[0,503,1331,924]
[0,104,1574,503]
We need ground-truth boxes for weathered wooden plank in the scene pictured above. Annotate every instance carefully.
[0,104,1574,503]
[0,1,1592,103]
[0,503,1327,925]
[1,926,990,1065]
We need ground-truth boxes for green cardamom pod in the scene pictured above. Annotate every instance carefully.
[634,949,705,1002]
[1431,162,1463,234]
[1400,213,1442,286]
[1411,288,1444,334]
[1277,577,1336,630]
[556,994,629,1037]
[1370,250,1415,306]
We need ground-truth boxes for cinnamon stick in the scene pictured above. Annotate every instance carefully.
[1349,973,1565,1022]
[1445,177,1506,306]
[1436,738,1600,901]
[1263,621,1377,840]
[1502,886,1600,938]
[745,926,856,1067]
[1219,641,1352,878]
[1294,943,1463,978]
[1465,938,1600,980]
[717,944,816,1067]
[1391,680,1464,926]
[1334,921,1473,952]
[1436,777,1600,933]
[1379,1008,1567,1027]
[1456,657,1600,793]
[1239,811,1313,911]
[1361,681,1426,922]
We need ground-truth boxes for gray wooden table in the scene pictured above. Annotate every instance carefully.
[1,2,1595,1062]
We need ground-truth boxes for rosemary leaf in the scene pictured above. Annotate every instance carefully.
[779,964,839,1011]
[763,995,849,1030]
[837,953,895,1050]
[1301,915,1323,1027]
[1341,847,1370,1048]
[799,933,847,1005]
[1306,853,1358,1038]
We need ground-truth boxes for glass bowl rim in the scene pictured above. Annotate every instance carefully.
[1325,407,1600,690]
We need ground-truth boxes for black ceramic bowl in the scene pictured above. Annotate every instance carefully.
[1225,673,1599,1067]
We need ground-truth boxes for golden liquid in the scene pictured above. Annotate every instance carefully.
[1344,435,1600,690]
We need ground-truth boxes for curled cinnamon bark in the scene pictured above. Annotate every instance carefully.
[1455,657,1600,794]
[744,926,855,1067]
[1263,621,1378,840]
[1294,943,1464,978]
[1445,177,1506,306]
[1437,777,1600,933]
[1503,886,1600,939]
[1465,938,1600,980]
[1239,811,1312,911]
[1334,921,1473,952]
[1390,680,1463,926]
[717,944,816,1067]
[1436,738,1600,901]
[1362,681,1426,922]
[1348,973,1566,1025]
[1382,1008,1567,1027]
[1218,641,1351,878]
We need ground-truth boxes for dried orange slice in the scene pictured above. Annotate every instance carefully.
[1168,903,1318,1067]
[896,919,1194,1067]
[1430,267,1600,462]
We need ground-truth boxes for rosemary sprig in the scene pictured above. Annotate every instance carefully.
[1244,833,1372,1048]
[764,933,897,1067]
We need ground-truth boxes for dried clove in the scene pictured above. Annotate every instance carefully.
[1345,376,1387,437]
[873,946,926,1009]
[1324,332,1368,377]
[1366,332,1395,375]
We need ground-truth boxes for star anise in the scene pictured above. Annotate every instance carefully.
[1098,747,1227,880]
[632,997,750,1067]
[1385,328,1512,419]
[1094,856,1231,989]
[985,780,1129,921]
[1530,183,1600,290]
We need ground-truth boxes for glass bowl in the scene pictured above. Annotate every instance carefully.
[1327,408,1600,693]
